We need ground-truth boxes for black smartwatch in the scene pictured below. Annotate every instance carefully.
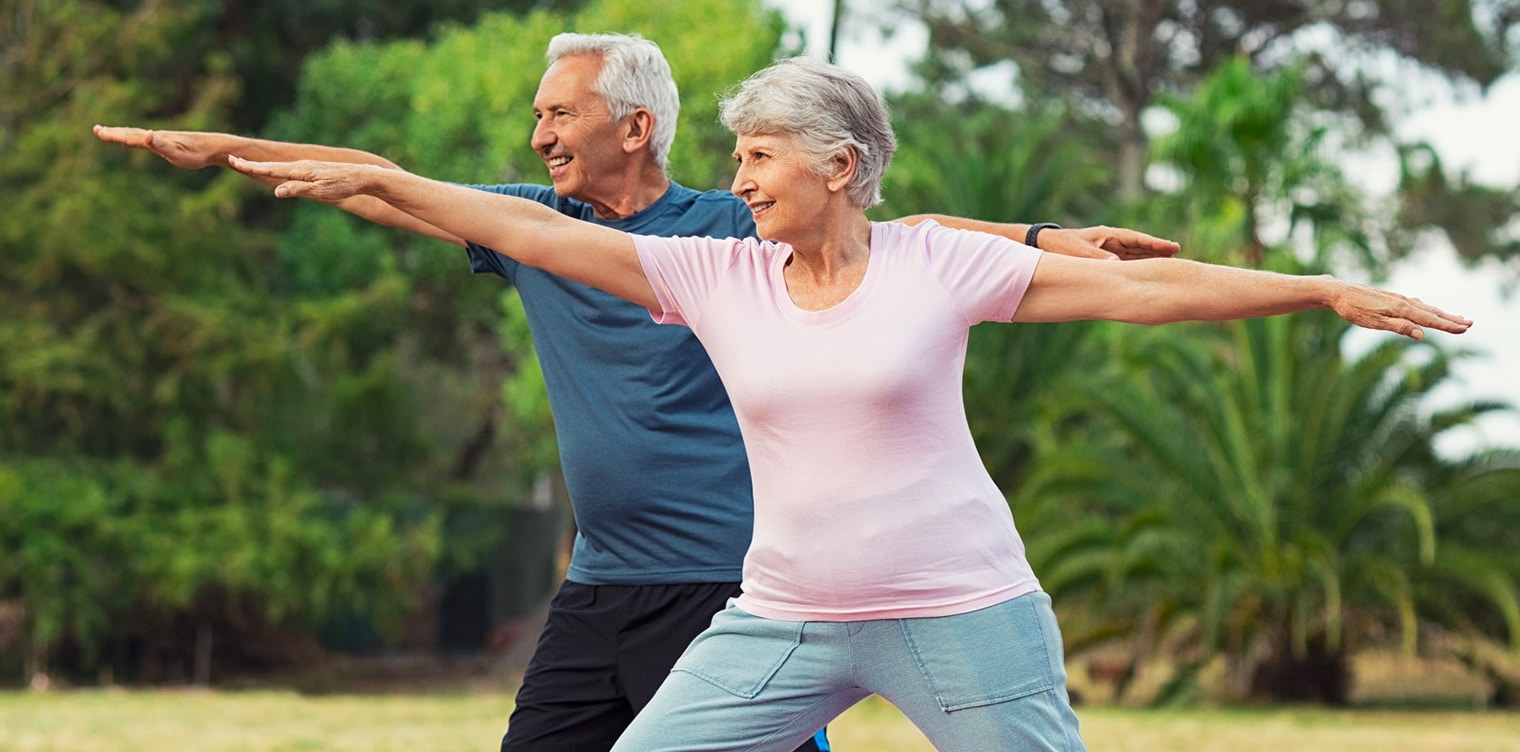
[1025,222,1062,249]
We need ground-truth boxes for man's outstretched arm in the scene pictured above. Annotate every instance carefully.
[895,214,1181,261]
[93,125,467,247]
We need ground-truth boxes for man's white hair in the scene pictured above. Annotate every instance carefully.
[547,33,681,171]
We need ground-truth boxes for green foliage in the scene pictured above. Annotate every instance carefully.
[896,0,1520,272]
[272,0,785,187]
[1018,305,1518,703]
[0,0,595,681]
[122,0,589,132]
[1413,449,1520,650]
[905,0,1518,112]
[0,453,439,670]
[1395,144,1520,285]
[1150,57,1380,271]
[878,96,1112,226]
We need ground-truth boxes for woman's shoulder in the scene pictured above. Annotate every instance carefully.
[870,219,947,257]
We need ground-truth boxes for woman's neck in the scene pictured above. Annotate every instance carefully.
[780,210,873,311]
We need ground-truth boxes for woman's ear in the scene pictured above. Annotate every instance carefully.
[825,145,858,194]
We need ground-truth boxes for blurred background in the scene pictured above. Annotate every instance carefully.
[2,0,1518,721]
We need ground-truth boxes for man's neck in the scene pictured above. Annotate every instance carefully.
[579,167,672,221]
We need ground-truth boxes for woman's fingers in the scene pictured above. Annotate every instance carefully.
[228,157,357,201]
[227,155,296,179]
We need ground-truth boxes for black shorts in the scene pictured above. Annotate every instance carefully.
[501,580,828,752]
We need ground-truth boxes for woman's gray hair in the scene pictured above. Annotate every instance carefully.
[719,56,896,208]
[547,33,681,171]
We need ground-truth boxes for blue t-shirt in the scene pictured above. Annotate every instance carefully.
[465,181,757,585]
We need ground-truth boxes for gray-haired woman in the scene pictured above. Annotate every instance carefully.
[230,56,1470,751]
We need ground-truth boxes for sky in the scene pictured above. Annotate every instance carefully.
[765,0,1520,456]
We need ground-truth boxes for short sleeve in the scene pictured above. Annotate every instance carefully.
[916,220,1044,324]
[633,235,747,327]
[461,184,579,280]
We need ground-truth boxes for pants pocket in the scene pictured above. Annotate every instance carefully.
[899,592,1063,712]
[671,603,804,700]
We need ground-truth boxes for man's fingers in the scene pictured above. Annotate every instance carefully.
[1066,244,1118,261]
[1045,229,1119,260]
[1108,234,1181,258]
[1081,227,1182,259]
[93,124,151,148]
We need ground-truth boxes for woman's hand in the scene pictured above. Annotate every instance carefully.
[228,156,386,202]
[1327,278,1472,340]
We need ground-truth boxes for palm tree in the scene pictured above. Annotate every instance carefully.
[1410,448,1520,705]
[1019,310,1514,704]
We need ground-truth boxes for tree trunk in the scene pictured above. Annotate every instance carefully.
[194,623,213,686]
[1118,111,1147,201]
[1249,633,1352,705]
[829,0,846,63]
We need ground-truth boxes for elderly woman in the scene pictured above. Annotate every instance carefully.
[232,57,1469,751]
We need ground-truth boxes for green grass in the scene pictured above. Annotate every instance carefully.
[2,690,1518,751]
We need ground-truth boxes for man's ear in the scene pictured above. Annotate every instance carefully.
[622,108,656,154]
[825,145,859,194]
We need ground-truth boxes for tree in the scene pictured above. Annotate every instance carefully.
[0,0,461,682]
[1019,310,1517,704]
[1394,143,1520,285]
[896,0,1520,203]
[1149,56,1378,270]
[1409,448,1520,705]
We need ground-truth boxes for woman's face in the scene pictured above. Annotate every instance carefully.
[730,133,831,243]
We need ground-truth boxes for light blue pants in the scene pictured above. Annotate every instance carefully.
[610,591,1085,752]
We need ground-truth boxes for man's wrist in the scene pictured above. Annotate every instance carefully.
[1025,222,1062,249]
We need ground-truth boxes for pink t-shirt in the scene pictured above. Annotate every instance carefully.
[634,220,1045,621]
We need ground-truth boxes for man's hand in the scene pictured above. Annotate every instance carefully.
[93,125,228,170]
[1042,226,1182,261]
[893,215,1181,261]
[228,156,386,203]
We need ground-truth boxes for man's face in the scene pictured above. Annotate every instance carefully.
[531,54,629,201]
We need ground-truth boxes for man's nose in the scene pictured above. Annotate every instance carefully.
[531,120,553,151]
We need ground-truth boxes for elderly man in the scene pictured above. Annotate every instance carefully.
[96,32,1178,752]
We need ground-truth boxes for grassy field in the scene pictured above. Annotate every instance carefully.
[2,689,1518,752]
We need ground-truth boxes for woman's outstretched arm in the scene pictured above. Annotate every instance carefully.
[229,157,659,311]
[1013,253,1472,340]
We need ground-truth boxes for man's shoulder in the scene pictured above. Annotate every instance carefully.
[687,186,745,208]
[469,183,589,215]
[648,182,753,238]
